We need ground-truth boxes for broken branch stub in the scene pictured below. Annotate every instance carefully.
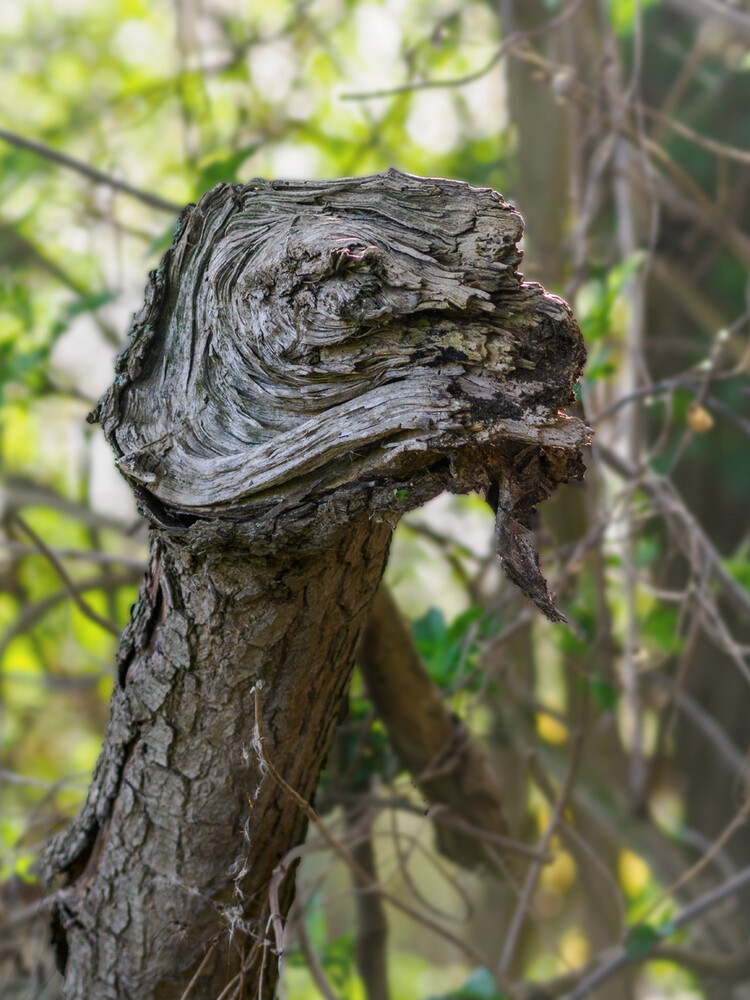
[94,168,587,613]
[46,171,588,1000]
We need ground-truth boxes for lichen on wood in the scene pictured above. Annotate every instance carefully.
[44,169,588,1000]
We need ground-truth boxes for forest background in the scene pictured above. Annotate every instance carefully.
[1,0,750,998]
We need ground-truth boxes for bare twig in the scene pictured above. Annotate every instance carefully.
[346,805,390,1000]
[497,734,583,976]
[0,768,88,791]
[596,443,750,623]
[295,916,341,1000]
[640,796,750,927]
[664,0,750,34]
[252,684,492,970]
[318,792,550,861]
[10,514,121,637]
[645,674,749,781]
[0,539,146,570]
[0,128,182,213]
[562,865,750,1000]
[0,891,67,932]
[515,941,750,999]
[177,942,218,1000]
[0,569,139,665]
[340,0,586,100]
[2,477,138,531]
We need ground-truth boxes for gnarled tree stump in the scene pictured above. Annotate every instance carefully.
[43,170,587,1000]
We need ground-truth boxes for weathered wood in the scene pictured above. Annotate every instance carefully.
[43,170,588,1000]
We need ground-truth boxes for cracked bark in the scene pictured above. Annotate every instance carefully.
[42,169,588,1000]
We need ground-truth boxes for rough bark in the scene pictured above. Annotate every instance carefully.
[42,169,587,1000]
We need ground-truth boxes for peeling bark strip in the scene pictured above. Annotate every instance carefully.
[43,170,588,1000]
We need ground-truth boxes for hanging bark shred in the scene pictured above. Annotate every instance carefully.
[42,170,589,1000]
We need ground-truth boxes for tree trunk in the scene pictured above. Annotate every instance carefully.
[42,170,587,999]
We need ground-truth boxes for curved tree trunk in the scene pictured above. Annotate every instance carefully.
[42,170,587,999]
[45,520,391,999]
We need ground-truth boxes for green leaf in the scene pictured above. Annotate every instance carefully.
[606,250,647,295]
[320,933,355,990]
[642,606,683,655]
[194,143,260,193]
[624,923,661,960]
[609,0,657,34]
[427,966,509,999]
[723,544,750,589]
[589,673,619,710]
[412,606,496,692]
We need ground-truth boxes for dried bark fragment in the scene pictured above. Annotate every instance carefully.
[44,170,588,1000]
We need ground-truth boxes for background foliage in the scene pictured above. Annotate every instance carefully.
[1,1,750,998]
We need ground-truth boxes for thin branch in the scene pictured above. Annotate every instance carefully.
[497,734,583,977]
[0,570,139,664]
[344,6,750,177]
[515,941,750,999]
[651,941,750,979]
[0,890,67,932]
[528,757,627,937]
[318,793,550,861]
[295,916,342,1000]
[0,128,182,213]
[357,584,510,870]
[673,863,750,928]
[0,539,146,570]
[664,0,750,34]
[645,674,750,781]
[339,0,586,100]
[252,684,492,971]
[3,476,138,531]
[596,443,750,623]
[562,865,750,1000]
[639,796,750,927]
[516,43,750,171]
[177,942,219,1000]
[347,805,391,1000]
[10,514,121,637]
[0,768,88,790]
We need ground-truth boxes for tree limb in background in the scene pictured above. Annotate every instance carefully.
[358,583,511,870]
[561,864,750,1000]
[345,804,390,1000]
[0,128,182,213]
[10,514,121,637]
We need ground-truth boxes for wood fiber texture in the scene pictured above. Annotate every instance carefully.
[43,170,588,1000]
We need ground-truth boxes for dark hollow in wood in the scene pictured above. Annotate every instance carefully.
[43,170,588,1000]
